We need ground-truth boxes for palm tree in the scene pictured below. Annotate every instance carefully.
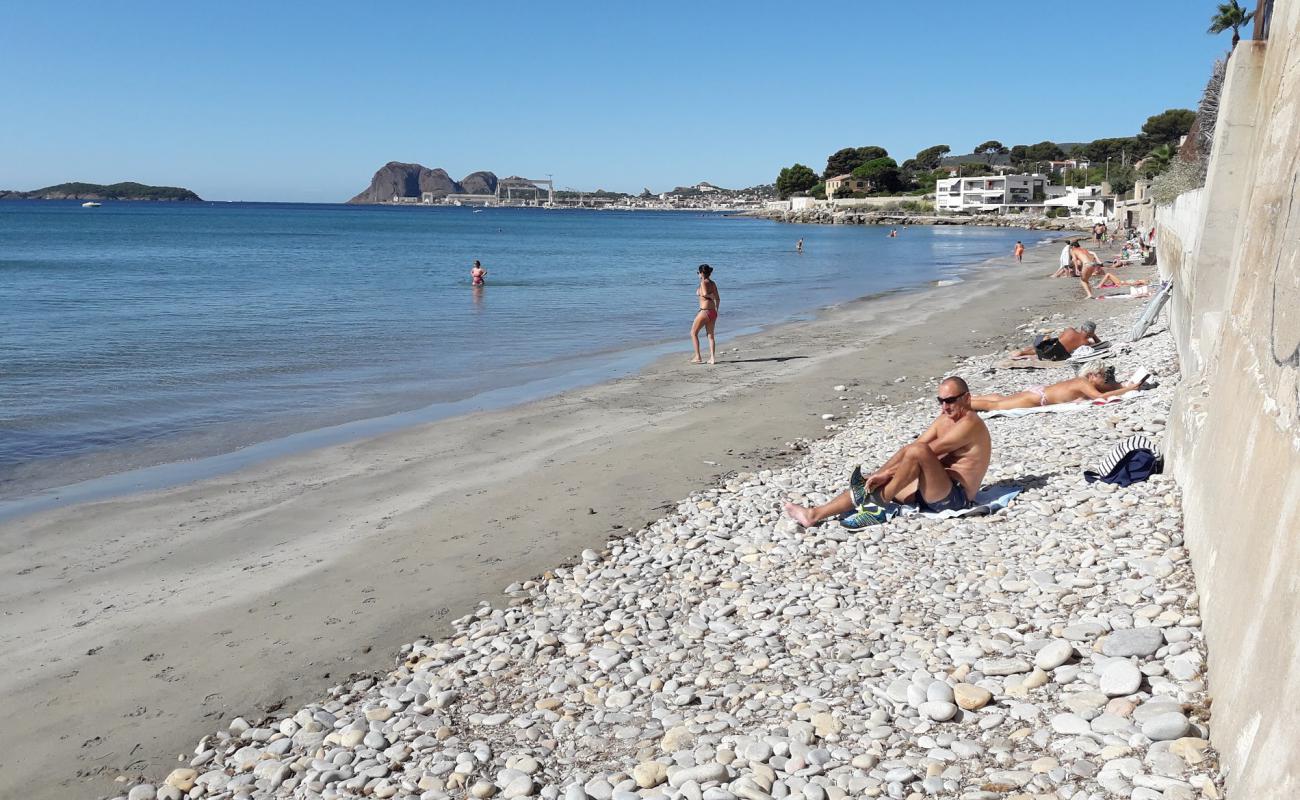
[1141,145,1177,178]
[1208,0,1255,48]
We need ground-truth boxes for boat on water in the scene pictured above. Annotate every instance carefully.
[81,201,102,208]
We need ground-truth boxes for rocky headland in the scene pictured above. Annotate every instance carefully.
[746,208,1094,232]
[0,181,201,201]
[348,163,499,204]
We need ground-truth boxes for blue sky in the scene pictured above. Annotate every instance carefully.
[2,1,1233,202]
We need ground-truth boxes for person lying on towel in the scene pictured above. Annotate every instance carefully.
[1012,320,1100,361]
[784,376,991,531]
[970,361,1141,411]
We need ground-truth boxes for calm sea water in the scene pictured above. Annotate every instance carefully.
[0,201,1053,502]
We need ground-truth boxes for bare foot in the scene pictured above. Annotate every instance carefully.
[708,358,716,365]
[783,502,817,527]
[690,357,703,364]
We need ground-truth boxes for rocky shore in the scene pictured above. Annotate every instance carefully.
[114,293,1224,800]
[744,208,1093,232]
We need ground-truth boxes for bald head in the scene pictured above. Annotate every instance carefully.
[940,376,969,395]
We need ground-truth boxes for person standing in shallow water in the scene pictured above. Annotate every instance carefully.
[470,260,487,286]
[1014,241,1025,262]
[690,264,719,365]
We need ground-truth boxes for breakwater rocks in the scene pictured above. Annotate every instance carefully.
[128,305,1222,800]
[747,209,1092,231]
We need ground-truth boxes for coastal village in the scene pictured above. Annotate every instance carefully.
[3,2,1298,800]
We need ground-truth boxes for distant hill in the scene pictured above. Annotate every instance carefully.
[0,181,202,201]
[348,162,498,204]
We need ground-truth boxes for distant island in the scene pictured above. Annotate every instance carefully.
[0,181,202,202]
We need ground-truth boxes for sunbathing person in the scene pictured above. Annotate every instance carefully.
[1012,321,1100,360]
[970,362,1140,411]
[784,376,991,530]
[1097,271,1149,289]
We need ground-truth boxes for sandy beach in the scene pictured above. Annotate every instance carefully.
[2,237,1116,798]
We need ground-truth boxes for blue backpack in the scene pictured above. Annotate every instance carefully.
[1084,435,1164,487]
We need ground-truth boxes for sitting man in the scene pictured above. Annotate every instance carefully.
[1012,320,1100,361]
[970,361,1140,411]
[784,376,991,530]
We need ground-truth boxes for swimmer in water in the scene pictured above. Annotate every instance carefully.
[471,260,487,286]
[796,238,804,254]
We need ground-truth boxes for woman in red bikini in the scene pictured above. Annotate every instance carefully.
[690,263,720,365]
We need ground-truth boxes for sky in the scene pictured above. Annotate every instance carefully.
[1,1,1235,202]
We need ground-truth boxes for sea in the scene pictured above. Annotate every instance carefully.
[0,201,1055,510]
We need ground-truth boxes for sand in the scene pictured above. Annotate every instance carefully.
[0,236,1122,798]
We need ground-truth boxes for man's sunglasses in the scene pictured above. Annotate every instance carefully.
[937,391,968,405]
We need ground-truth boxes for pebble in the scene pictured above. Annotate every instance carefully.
[1099,660,1143,697]
[170,302,1221,800]
[1033,640,1074,670]
[1102,627,1165,658]
[1142,712,1192,741]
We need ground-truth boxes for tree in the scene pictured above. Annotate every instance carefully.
[1208,0,1255,47]
[1140,144,1177,178]
[1009,144,1029,164]
[1021,141,1066,162]
[851,157,902,193]
[823,146,889,178]
[976,140,1008,155]
[776,163,819,198]
[952,161,994,177]
[913,144,951,171]
[1074,137,1140,164]
[1139,108,1197,150]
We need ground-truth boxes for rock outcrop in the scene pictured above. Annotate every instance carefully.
[347,163,498,204]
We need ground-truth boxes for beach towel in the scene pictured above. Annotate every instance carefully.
[891,487,1022,519]
[1068,342,1112,363]
[1084,435,1164,486]
[980,391,1142,419]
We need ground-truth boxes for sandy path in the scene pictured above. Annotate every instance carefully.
[0,237,1101,798]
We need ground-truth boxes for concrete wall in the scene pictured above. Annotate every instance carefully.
[1157,4,1300,796]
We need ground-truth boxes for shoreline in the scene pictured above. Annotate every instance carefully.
[1,236,1092,798]
[0,227,1053,518]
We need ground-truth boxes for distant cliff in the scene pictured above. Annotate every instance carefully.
[347,162,498,204]
[0,181,202,201]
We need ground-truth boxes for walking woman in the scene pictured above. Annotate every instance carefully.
[690,264,720,365]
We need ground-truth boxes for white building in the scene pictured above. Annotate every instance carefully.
[935,173,1067,214]
[1043,185,1111,218]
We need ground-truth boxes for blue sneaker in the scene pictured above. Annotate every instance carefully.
[850,465,884,509]
[840,503,888,531]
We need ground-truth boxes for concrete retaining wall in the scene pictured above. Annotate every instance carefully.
[1157,4,1300,796]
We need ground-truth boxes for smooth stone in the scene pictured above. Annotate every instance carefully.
[1099,661,1143,697]
[1102,628,1164,658]
[1034,640,1074,670]
[668,764,729,788]
[919,701,958,721]
[1142,712,1191,741]
[953,684,992,710]
[1050,713,1093,736]
[633,763,669,789]
[976,658,1032,676]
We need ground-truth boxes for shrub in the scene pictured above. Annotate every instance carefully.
[1150,159,1208,205]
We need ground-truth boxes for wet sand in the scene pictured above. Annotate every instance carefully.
[0,237,1102,798]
